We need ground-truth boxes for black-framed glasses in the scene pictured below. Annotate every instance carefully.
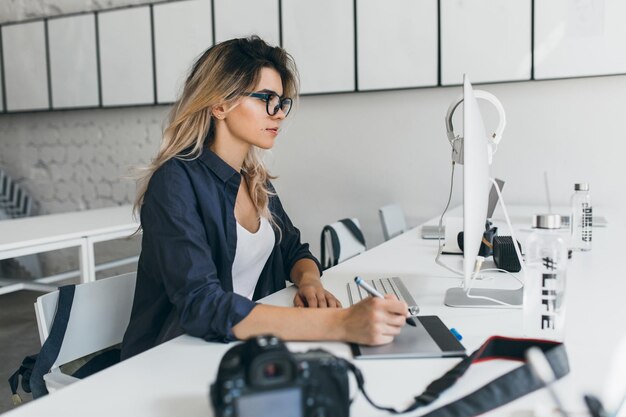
[246,92,293,117]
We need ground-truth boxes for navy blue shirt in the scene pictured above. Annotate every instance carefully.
[121,148,321,359]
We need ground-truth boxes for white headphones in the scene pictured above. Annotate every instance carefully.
[444,90,506,165]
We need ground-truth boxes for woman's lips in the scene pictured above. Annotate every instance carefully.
[266,128,279,135]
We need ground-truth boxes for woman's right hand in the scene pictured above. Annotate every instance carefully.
[339,294,409,346]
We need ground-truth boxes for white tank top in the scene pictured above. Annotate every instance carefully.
[232,216,275,300]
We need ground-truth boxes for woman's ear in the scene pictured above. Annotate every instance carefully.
[212,103,226,120]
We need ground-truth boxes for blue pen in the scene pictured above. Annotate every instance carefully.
[450,328,463,341]
[354,277,417,327]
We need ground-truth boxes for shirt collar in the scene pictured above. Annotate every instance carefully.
[199,147,240,183]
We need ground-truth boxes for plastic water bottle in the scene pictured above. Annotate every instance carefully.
[570,183,592,251]
[523,214,568,342]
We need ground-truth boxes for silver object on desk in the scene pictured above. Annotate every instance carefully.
[421,224,445,240]
[422,178,504,241]
[347,277,419,316]
[487,178,505,219]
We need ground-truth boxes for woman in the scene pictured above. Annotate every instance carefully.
[121,36,408,359]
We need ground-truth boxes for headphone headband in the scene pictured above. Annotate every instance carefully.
[444,89,506,165]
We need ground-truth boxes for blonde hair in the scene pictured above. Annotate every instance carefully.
[134,36,299,226]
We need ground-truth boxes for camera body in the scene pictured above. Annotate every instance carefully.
[210,335,350,417]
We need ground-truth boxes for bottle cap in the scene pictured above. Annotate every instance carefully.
[575,183,589,191]
[532,214,562,229]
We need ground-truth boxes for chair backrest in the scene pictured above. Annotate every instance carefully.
[34,272,136,369]
[321,218,366,269]
[379,204,407,241]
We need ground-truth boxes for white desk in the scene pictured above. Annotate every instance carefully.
[0,205,139,295]
[5,206,625,416]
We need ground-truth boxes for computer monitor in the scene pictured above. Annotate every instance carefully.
[443,75,523,308]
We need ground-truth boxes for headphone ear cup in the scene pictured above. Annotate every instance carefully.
[452,135,464,164]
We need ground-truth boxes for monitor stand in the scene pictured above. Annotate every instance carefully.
[444,287,522,308]
[444,177,525,309]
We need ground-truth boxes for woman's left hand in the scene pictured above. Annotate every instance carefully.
[294,281,342,308]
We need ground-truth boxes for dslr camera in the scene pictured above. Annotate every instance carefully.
[210,335,350,417]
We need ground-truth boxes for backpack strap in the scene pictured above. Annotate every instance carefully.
[320,225,341,270]
[7,355,37,405]
[320,219,366,270]
[29,285,76,398]
[338,218,366,247]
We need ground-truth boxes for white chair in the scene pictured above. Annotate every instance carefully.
[320,218,366,269]
[33,272,136,392]
[379,204,408,241]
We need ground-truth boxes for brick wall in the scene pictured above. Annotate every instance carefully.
[0,107,167,214]
[0,1,169,277]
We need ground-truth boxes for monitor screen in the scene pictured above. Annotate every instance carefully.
[462,74,491,288]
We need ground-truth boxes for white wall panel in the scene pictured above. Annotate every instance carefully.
[441,0,531,85]
[282,0,355,94]
[98,6,154,106]
[214,0,279,46]
[153,0,212,104]
[357,0,438,90]
[48,14,99,109]
[2,21,49,111]
[535,0,626,79]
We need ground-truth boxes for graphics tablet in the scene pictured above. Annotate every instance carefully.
[351,315,466,359]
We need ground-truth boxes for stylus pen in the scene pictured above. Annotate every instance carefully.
[354,277,417,327]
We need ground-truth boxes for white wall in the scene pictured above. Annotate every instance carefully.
[272,75,626,256]
[1,1,625,260]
